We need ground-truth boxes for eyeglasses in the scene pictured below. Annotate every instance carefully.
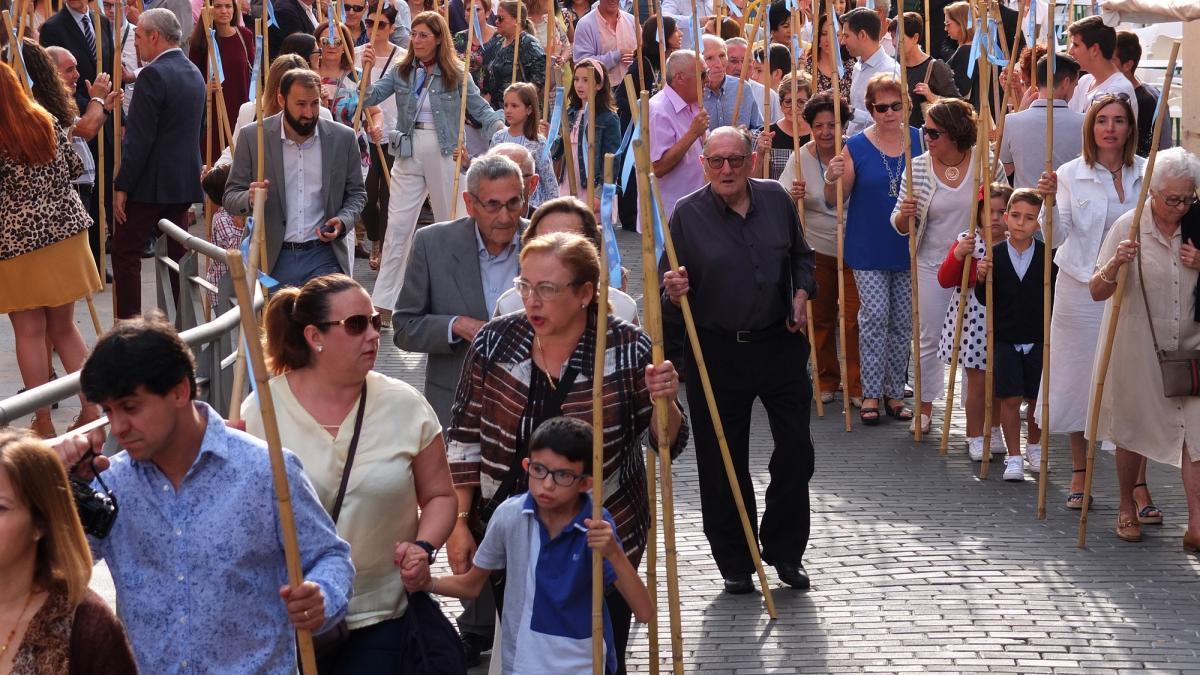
[345,3,366,10]
[702,154,749,170]
[1156,193,1199,208]
[922,126,944,140]
[471,194,526,213]
[316,312,383,335]
[364,18,391,27]
[513,277,582,301]
[411,30,436,40]
[780,97,808,108]
[870,102,903,113]
[528,460,587,486]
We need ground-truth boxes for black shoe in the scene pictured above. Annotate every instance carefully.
[775,563,810,590]
[722,575,754,594]
[461,636,482,668]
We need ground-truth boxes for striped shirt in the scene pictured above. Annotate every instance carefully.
[447,311,688,565]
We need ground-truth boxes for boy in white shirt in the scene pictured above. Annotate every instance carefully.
[1065,15,1136,119]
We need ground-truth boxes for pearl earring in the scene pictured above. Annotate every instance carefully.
[316,344,324,353]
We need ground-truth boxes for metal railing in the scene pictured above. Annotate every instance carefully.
[0,219,261,426]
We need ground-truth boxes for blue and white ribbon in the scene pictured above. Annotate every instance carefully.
[579,104,590,183]
[265,0,278,28]
[966,26,983,77]
[830,11,844,78]
[541,86,564,165]
[619,118,638,191]
[209,29,226,83]
[724,0,742,17]
[598,183,622,288]
[648,185,666,264]
[248,34,263,99]
[471,3,483,43]
[985,19,1008,67]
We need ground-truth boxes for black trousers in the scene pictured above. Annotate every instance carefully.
[363,145,395,242]
[684,326,815,578]
[316,617,405,674]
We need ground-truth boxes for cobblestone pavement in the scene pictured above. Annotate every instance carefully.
[4,228,1199,673]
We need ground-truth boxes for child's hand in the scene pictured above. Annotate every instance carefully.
[976,256,991,280]
[584,518,621,559]
[954,234,975,261]
[538,119,549,137]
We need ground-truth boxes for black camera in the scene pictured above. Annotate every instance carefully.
[69,451,118,539]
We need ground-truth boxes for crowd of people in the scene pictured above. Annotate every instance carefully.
[1,0,1198,672]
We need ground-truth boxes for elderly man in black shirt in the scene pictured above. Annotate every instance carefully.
[661,126,817,594]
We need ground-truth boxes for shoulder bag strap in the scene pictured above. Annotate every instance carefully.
[329,380,368,524]
[1135,233,1165,356]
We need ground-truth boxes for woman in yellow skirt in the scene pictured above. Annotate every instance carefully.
[0,60,101,438]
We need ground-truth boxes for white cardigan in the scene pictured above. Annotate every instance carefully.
[888,149,1004,254]
[1048,154,1146,284]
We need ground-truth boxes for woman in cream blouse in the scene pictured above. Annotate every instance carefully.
[242,273,457,672]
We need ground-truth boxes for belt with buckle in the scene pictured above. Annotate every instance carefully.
[701,324,787,343]
[280,240,323,251]
[412,122,437,130]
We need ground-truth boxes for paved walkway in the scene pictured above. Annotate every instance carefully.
[3,228,1199,673]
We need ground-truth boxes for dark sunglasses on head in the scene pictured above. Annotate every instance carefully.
[870,102,903,113]
[317,312,383,335]
[921,126,944,140]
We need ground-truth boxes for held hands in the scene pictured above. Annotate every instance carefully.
[394,542,432,593]
[1036,170,1057,198]
[445,522,476,575]
[788,179,806,202]
[315,219,343,242]
[584,517,622,560]
[1182,242,1200,270]
[644,361,680,401]
[787,289,809,333]
[662,266,689,305]
[279,581,325,631]
[953,234,976,261]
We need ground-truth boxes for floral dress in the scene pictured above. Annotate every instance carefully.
[803,52,855,103]
[479,32,547,108]
[322,69,371,172]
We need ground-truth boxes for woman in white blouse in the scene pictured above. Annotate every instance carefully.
[242,274,457,672]
[1035,94,1150,513]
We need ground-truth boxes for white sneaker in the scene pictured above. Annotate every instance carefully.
[1003,455,1024,481]
[967,437,984,461]
[1025,444,1042,474]
[990,427,1007,454]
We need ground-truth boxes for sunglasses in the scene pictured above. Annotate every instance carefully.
[702,154,749,169]
[364,18,390,27]
[870,102,903,113]
[921,126,944,140]
[345,3,365,9]
[316,312,383,335]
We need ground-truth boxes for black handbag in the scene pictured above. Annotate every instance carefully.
[395,591,469,675]
[312,381,368,658]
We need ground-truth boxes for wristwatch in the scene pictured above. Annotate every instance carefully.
[413,540,438,564]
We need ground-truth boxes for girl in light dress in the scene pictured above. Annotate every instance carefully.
[489,82,560,210]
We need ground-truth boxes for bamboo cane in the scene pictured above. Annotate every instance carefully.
[1077,40,1179,548]
[759,14,769,178]
[644,446,660,675]
[988,0,1025,177]
[346,4,393,193]
[788,11,822,418]
[448,4,474,219]
[923,0,930,51]
[85,296,102,335]
[542,3,554,117]
[510,0,521,87]
[632,0,643,89]
[827,0,850,431]
[204,8,235,148]
[1035,0,1053,519]
[2,10,19,70]
[978,33,995,479]
[14,0,28,47]
[938,165,982,455]
[646,167,778,622]
[898,8,921,440]
[203,3,216,277]
[589,152,612,675]
[93,4,110,311]
[112,1,123,178]
[585,69,596,208]
[655,7,667,90]
[732,5,766,127]
[352,1,387,132]
[227,250,319,675]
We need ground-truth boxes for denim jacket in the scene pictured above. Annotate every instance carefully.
[553,106,622,187]
[364,62,505,156]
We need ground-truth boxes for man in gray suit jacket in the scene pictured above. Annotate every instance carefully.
[224,69,366,288]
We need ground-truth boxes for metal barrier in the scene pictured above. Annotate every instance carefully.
[0,219,261,426]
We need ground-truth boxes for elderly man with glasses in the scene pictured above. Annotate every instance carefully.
[660,125,818,596]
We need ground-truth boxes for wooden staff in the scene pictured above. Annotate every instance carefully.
[203,2,217,278]
[1035,0,1053,519]
[645,444,660,675]
[585,67,596,207]
[510,0,521,87]
[655,7,667,90]
[731,4,766,127]
[827,0,850,431]
[203,7,235,148]
[788,11,822,418]
[1077,40,1179,547]
[347,3,393,190]
[923,0,930,52]
[542,2,554,118]
[561,61,578,196]
[2,10,18,69]
[898,7,921,440]
[112,1,123,177]
[227,250,319,675]
[14,0,29,47]
[646,168,778,621]
[588,152,612,675]
[977,28,995,479]
[635,96,685,675]
[85,296,102,335]
[758,15,769,177]
[632,0,643,89]
[92,3,110,306]
[448,3,475,219]
[988,0,1025,176]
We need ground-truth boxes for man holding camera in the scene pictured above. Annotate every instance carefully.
[56,313,355,674]
[224,69,367,288]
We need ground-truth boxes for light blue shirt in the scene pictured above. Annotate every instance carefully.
[1006,240,1035,281]
[847,46,900,136]
[448,222,521,343]
[703,74,764,131]
[280,123,324,242]
[90,402,355,675]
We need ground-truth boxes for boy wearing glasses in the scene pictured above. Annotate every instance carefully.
[424,417,652,674]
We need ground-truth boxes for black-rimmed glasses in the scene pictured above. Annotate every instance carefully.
[702,154,749,170]
[528,461,587,486]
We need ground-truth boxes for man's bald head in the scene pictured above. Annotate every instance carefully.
[45,46,80,87]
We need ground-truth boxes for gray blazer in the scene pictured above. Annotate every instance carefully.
[224,115,367,276]
[393,217,525,425]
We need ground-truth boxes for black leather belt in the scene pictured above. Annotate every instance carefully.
[280,240,324,251]
[701,324,788,343]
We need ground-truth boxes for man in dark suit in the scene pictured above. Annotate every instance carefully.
[268,0,318,59]
[112,8,206,319]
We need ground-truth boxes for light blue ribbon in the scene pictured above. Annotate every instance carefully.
[209,29,226,83]
[724,0,742,17]
[648,185,665,264]
[579,104,590,183]
[471,3,483,44]
[831,11,844,78]
[248,34,263,100]
[541,86,564,165]
[265,0,278,28]
[619,118,638,190]
[966,26,983,78]
[599,183,622,288]
[339,0,347,24]
[1026,2,1036,46]
[327,14,336,44]
[986,19,1008,67]
[239,218,281,290]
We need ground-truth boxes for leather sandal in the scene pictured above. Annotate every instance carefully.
[1066,469,1091,510]
[859,400,881,426]
[1132,482,1163,524]
[1185,532,1200,554]
[884,399,913,421]
[1115,514,1143,543]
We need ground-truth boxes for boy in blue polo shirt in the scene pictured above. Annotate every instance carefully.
[425,417,653,674]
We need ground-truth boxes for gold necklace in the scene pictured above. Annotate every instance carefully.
[939,151,968,182]
[0,591,36,659]
[534,335,559,391]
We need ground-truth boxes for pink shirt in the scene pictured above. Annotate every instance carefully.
[648,85,705,222]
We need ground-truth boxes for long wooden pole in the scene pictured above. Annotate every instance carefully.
[655,7,667,90]
[1035,0,1054,519]
[203,3,217,283]
[989,0,1026,177]
[827,0,850,432]
[561,60,578,196]
[1077,41,1179,547]
[589,153,612,675]
[645,444,660,675]
[790,10,822,418]
[759,14,770,177]
[449,5,475,219]
[542,2,554,117]
[93,4,109,305]
[112,1,123,182]
[923,0,930,52]
[227,250,319,675]
[977,18,995,478]
[690,0,703,105]
[937,164,981,455]
[510,0,521,86]
[898,10,921,440]
[585,68,596,208]
[732,5,766,127]
[647,168,779,621]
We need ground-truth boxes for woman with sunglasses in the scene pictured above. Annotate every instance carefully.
[479,0,547,107]
[448,232,686,675]
[243,273,458,672]
[824,74,919,426]
[361,11,505,318]
[1086,147,1200,548]
[891,98,1003,435]
[357,3,403,271]
[1035,94,1151,514]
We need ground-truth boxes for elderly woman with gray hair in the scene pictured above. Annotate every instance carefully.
[1087,147,1200,549]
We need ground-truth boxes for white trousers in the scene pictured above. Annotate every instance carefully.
[917,263,955,403]
[371,128,467,312]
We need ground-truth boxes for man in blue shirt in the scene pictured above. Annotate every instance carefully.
[56,313,354,674]
[701,34,765,131]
